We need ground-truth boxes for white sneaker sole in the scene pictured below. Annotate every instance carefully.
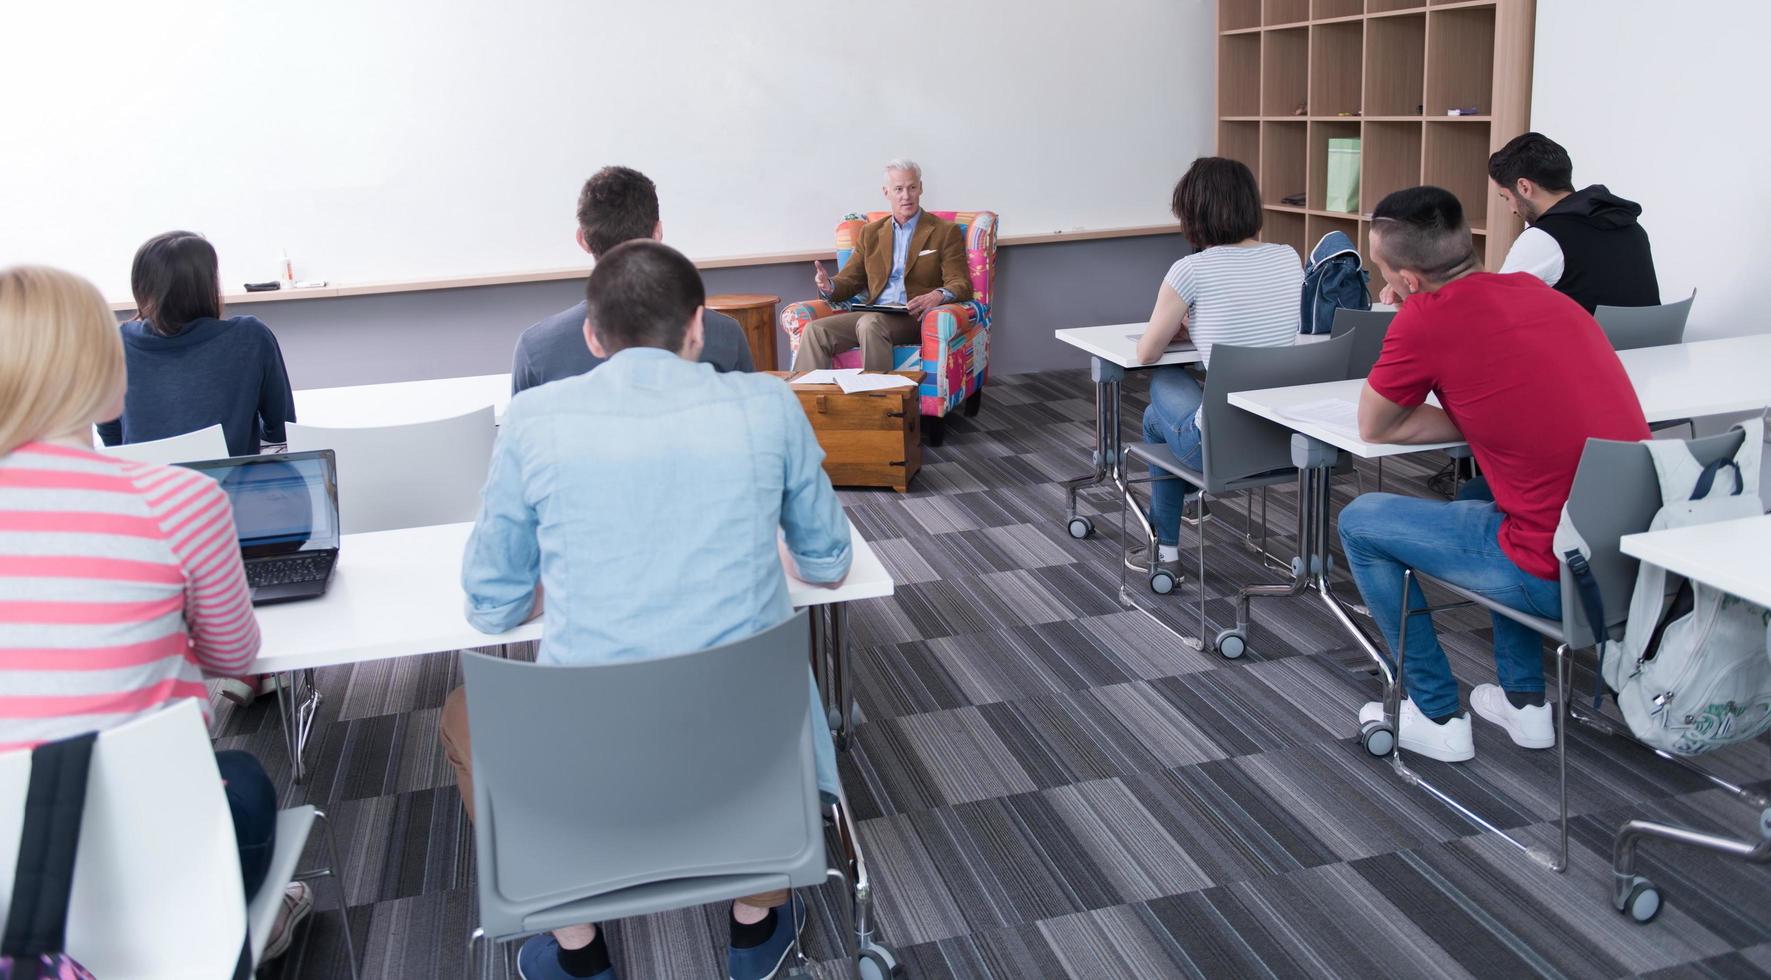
[1472,698,1556,749]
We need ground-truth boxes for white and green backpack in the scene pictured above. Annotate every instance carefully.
[1556,418,1771,757]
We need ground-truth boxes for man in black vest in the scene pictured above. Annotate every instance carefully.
[1487,132,1660,313]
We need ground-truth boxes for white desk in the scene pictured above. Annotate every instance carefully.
[294,373,512,428]
[1621,514,1771,609]
[255,519,894,779]
[1229,334,1771,461]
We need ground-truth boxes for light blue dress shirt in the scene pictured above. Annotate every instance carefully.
[826,210,954,306]
[462,346,853,793]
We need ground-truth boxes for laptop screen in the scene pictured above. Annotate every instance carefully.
[180,451,340,557]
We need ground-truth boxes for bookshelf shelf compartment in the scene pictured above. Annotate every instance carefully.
[1221,0,1262,31]
[1261,28,1311,116]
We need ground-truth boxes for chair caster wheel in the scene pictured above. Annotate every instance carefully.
[858,945,901,978]
[1359,719,1395,758]
[1616,875,1661,923]
[1066,516,1094,539]
[1214,628,1246,659]
[1149,570,1176,595]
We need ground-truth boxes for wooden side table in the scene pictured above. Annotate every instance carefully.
[707,293,780,371]
[768,371,922,492]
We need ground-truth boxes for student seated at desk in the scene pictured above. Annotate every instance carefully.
[1339,187,1650,762]
[0,266,312,957]
[98,231,296,457]
[1131,156,1302,575]
[511,166,753,393]
[442,241,851,980]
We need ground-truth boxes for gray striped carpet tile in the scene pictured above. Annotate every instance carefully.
[237,366,1771,979]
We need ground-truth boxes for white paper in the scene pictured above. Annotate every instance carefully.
[1279,396,1362,433]
[835,373,917,394]
[791,368,860,386]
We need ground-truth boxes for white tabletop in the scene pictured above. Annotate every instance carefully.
[253,520,894,674]
[1230,334,1771,460]
[1054,323,1202,369]
[294,373,513,428]
[1620,514,1771,609]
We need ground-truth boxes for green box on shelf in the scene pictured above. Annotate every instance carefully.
[1324,137,1360,214]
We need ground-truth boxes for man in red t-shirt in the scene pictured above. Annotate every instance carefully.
[1340,186,1649,763]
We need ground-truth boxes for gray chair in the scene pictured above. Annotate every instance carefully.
[1384,428,1765,917]
[1329,307,1396,378]
[1596,292,1698,436]
[1594,292,1695,351]
[461,612,894,978]
[1122,333,1355,654]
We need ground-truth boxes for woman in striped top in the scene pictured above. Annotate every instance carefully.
[1130,158,1303,573]
[0,266,311,954]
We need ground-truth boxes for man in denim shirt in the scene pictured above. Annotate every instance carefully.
[440,241,852,980]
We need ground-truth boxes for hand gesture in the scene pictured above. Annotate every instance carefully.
[813,261,832,296]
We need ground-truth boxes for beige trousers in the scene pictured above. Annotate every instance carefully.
[797,311,918,371]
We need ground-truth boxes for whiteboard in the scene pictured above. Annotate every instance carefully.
[0,0,1214,300]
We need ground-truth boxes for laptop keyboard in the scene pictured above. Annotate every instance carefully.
[246,554,334,589]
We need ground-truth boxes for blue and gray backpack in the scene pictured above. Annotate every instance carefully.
[1299,230,1370,335]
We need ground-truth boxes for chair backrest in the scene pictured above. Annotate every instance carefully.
[0,700,246,978]
[1593,292,1695,351]
[1199,333,1355,492]
[94,423,229,465]
[1328,308,1397,377]
[286,405,495,534]
[461,612,825,937]
[1558,427,1748,648]
[836,210,999,308]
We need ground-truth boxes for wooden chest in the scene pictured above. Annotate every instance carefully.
[770,371,922,493]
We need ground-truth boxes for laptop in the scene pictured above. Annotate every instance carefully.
[179,450,341,605]
[849,302,911,315]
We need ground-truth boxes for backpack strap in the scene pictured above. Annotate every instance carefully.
[2,732,97,979]
[1563,548,1612,709]
[1691,457,1744,500]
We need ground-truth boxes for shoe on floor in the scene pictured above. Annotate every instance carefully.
[1471,684,1555,749]
[728,894,806,980]
[1359,698,1474,763]
[517,933,617,980]
[1181,496,1213,527]
[218,676,258,707]
[1123,544,1183,576]
[259,881,314,961]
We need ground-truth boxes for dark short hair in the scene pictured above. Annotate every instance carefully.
[575,166,660,258]
[130,231,220,336]
[1369,186,1479,282]
[1487,132,1575,193]
[584,240,704,355]
[1170,157,1263,249]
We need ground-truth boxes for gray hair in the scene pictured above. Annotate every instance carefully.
[883,158,922,182]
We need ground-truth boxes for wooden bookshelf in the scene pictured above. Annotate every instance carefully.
[1215,0,1534,270]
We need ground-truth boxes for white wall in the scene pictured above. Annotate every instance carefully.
[0,0,1213,300]
[1532,0,1771,340]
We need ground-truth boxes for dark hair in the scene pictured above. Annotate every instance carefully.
[130,231,220,336]
[584,240,704,355]
[1169,157,1263,249]
[1369,186,1480,282]
[575,166,660,258]
[1487,132,1575,193]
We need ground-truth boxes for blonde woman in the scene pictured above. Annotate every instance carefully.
[0,266,311,956]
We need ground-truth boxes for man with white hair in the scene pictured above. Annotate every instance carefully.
[800,159,973,370]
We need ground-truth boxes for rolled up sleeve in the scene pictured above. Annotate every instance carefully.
[777,387,852,583]
[462,423,540,633]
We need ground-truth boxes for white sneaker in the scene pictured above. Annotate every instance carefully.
[1359,698,1474,763]
[260,881,314,961]
[217,677,258,707]
[1471,684,1555,749]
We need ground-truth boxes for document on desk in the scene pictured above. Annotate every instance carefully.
[792,368,860,386]
[835,373,917,394]
[1278,397,1363,437]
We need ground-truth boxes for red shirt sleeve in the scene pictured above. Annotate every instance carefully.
[1365,307,1437,408]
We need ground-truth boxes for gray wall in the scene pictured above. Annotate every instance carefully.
[220,231,1191,389]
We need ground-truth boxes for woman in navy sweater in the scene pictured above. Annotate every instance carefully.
[98,231,296,457]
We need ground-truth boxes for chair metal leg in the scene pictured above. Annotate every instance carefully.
[1194,491,1208,648]
[1553,644,1570,873]
[311,808,361,980]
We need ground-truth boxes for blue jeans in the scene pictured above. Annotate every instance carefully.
[216,750,277,901]
[1140,367,1205,546]
[1337,481,1562,719]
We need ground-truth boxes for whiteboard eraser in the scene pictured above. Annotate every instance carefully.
[293,280,328,288]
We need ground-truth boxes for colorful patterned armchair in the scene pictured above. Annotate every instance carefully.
[781,210,997,444]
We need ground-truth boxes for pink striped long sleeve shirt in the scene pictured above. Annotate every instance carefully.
[0,441,259,751]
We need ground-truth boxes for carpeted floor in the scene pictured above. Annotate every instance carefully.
[220,367,1771,979]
